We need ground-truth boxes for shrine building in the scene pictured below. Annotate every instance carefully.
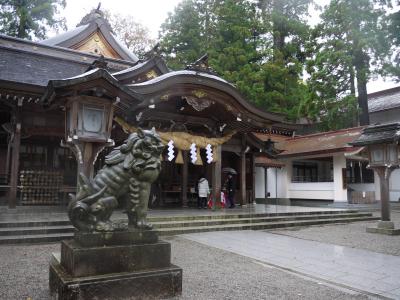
[0,9,296,209]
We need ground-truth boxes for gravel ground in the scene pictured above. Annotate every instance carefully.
[0,237,373,300]
[268,211,400,256]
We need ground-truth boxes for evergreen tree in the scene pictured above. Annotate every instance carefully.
[257,0,313,119]
[0,0,66,40]
[159,0,213,70]
[159,0,314,121]
[307,0,393,126]
[209,0,263,96]
[383,2,400,81]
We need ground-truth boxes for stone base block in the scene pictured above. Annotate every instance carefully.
[50,253,182,300]
[366,227,400,235]
[61,239,171,277]
[74,230,158,247]
[377,221,395,230]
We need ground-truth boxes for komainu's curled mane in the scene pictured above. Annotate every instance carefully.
[68,128,164,232]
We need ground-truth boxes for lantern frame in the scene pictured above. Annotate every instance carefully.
[65,95,114,143]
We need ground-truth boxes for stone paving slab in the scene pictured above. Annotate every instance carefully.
[181,230,400,299]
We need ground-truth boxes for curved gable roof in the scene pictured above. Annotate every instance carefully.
[112,56,169,84]
[127,70,294,127]
[40,13,138,63]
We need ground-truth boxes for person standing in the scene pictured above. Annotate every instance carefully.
[225,173,235,208]
[197,175,210,209]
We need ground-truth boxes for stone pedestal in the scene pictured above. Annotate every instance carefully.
[49,230,182,300]
[366,221,400,235]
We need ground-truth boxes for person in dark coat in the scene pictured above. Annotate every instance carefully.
[225,173,235,208]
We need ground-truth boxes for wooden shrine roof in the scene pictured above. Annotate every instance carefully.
[276,126,365,158]
[40,8,139,62]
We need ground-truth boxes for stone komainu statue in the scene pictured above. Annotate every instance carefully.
[68,128,164,232]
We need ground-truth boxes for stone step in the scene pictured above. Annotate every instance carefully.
[0,215,379,244]
[0,220,70,228]
[0,212,372,236]
[0,232,74,245]
[0,209,359,228]
[0,225,74,236]
[151,212,374,228]
[147,209,360,222]
[157,216,380,236]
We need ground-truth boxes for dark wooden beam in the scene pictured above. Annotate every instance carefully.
[240,134,247,206]
[8,107,21,208]
[251,153,256,203]
[181,150,188,208]
[212,145,222,210]
[142,110,217,128]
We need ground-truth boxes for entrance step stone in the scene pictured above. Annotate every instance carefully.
[0,210,379,245]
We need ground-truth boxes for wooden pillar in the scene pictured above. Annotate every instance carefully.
[251,153,256,203]
[264,167,268,201]
[240,150,246,206]
[182,150,188,207]
[61,141,109,184]
[8,109,21,208]
[47,144,55,169]
[211,145,222,210]
[5,135,12,180]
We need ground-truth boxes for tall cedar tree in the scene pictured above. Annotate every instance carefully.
[160,0,265,106]
[159,0,213,70]
[308,0,393,126]
[159,0,314,121]
[0,0,66,40]
[384,2,400,81]
[257,0,313,119]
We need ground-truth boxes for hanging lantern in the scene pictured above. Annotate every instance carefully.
[175,149,184,164]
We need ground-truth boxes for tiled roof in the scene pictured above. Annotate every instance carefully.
[276,127,365,157]
[368,86,400,113]
[254,154,285,168]
[0,35,135,86]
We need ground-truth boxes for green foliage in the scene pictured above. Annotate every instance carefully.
[0,0,66,40]
[383,6,400,81]
[306,0,394,126]
[159,0,312,122]
[159,0,397,130]
[159,0,212,70]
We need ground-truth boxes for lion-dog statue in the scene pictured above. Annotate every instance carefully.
[68,128,164,232]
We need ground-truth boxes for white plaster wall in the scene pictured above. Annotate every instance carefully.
[390,169,400,202]
[266,168,277,198]
[277,167,287,198]
[265,166,287,198]
[373,169,400,201]
[374,171,381,201]
[255,167,265,198]
[281,159,291,198]
[333,155,348,202]
[288,182,334,199]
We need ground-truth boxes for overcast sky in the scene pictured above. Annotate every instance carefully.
[61,0,398,93]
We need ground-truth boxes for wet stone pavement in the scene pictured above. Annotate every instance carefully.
[182,230,400,299]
